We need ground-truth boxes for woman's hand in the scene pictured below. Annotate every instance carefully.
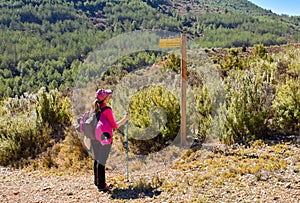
[124,113,130,122]
[117,113,130,127]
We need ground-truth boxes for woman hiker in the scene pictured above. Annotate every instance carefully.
[92,89,130,192]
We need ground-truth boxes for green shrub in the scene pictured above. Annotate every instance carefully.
[220,48,245,71]
[0,87,72,167]
[221,67,272,144]
[35,87,72,141]
[254,44,268,60]
[272,77,300,133]
[163,53,181,73]
[194,86,212,142]
[0,108,52,167]
[128,85,180,154]
[272,47,300,82]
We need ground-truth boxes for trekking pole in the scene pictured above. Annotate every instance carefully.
[125,112,129,182]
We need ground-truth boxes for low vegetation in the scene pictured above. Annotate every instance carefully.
[0,44,299,171]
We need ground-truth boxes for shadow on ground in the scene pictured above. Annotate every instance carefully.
[110,185,162,200]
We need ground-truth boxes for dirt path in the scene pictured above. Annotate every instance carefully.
[1,143,300,203]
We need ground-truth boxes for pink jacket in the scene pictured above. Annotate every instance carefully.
[94,103,118,144]
[101,104,118,130]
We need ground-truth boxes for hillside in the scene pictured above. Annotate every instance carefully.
[0,0,300,97]
[148,0,274,16]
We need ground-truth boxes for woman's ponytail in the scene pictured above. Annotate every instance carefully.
[93,99,104,112]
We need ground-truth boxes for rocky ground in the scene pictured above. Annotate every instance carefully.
[1,141,300,203]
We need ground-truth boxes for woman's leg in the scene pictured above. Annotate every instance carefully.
[97,144,112,190]
[92,140,101,188]
[94,160,99,187]
[92,140,112,190]
[97,163,106,189]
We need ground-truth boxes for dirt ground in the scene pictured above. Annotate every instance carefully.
[1,142,300,203]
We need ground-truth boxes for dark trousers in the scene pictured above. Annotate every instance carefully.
[94,160,106,189]
[91,140,112,189]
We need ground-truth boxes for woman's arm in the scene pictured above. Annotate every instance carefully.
[117,114,130,128]
[104,108,130,129]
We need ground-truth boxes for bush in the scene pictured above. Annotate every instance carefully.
[29,129,91,171]
[128,85,180,154]
[272,77,300,133]
[254,44,268,59]
[36,87,72,125]
[0,87,73,167]
[0,102,52,167]
[221,67,272,144]
[194,86,212,142]
[163,53,181,73]
[220,48,246,71]
[35,87,72,141]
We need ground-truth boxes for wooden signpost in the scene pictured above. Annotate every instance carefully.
[159,34,187,146]
[159,38,181,48]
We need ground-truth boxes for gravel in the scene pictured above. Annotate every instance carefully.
[1,143,299,203]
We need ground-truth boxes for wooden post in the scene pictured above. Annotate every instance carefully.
[181,34,187,146]
[159,35,187,146]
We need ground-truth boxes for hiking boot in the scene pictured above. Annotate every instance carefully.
[98,184,112,192]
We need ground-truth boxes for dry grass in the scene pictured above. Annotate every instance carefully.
[5,138,298,202]
[90,139,299,202]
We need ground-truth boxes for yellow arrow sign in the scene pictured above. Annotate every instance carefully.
[159,38,181,48]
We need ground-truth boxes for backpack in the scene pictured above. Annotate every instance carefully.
[80,111,98,139]
[95,106,113,146]
[78,106,111,149]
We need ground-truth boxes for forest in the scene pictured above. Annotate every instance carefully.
[0,0,300,97]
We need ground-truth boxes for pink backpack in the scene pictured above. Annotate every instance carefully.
[95,106,113,145]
